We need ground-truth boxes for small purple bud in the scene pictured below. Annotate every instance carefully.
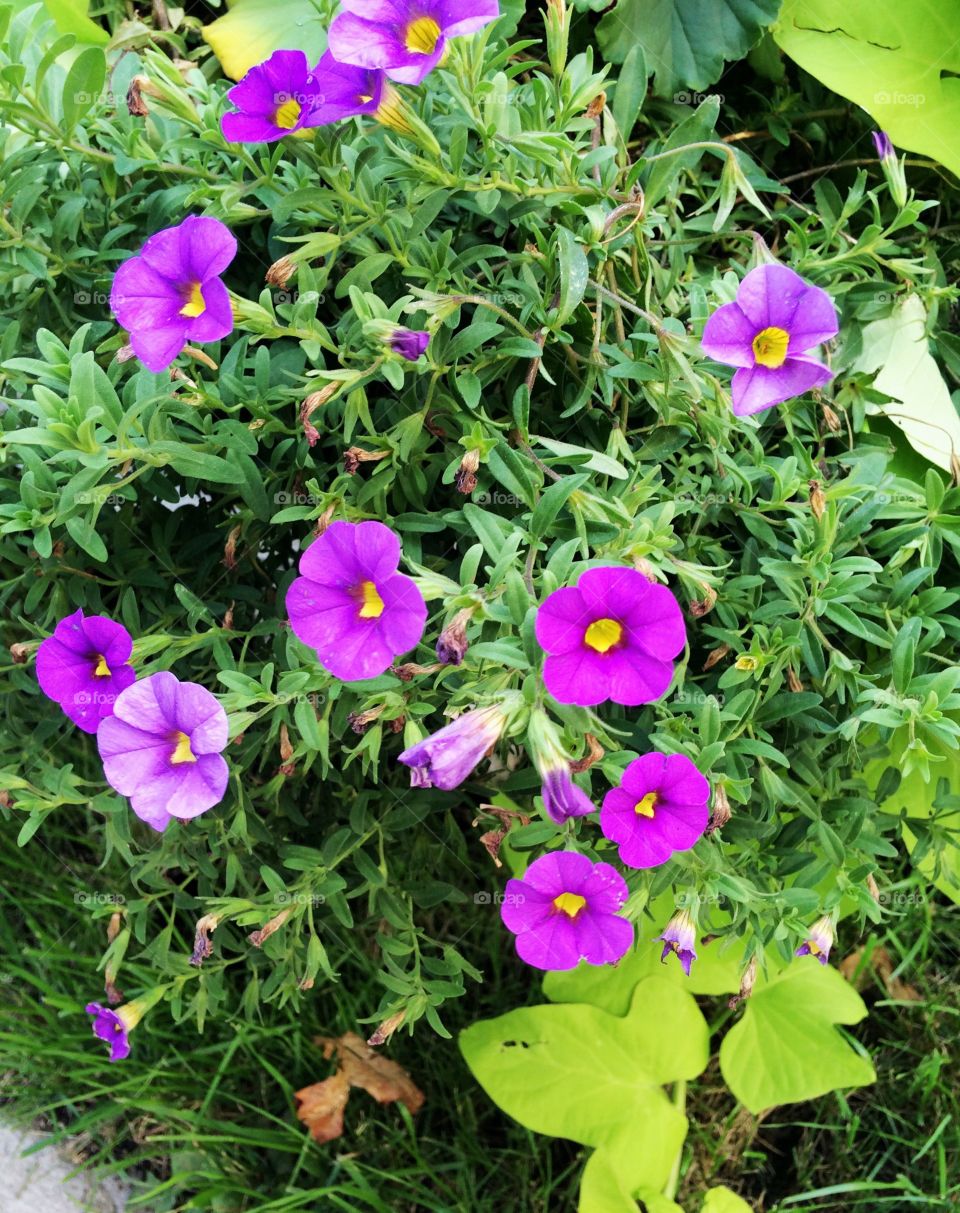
[872,130,894,160]
[389,328,430,362]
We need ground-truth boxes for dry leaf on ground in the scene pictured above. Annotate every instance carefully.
[295,1031,424,1143]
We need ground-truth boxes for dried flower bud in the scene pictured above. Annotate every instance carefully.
[478,829,506,866]
[632,556,659,581]
[126,77,150,116]
[344,446,390,475]
[367,1009,407,1046]
[223,524,242,571]
[190,915,221,967]
[690,587,717,617]
[809,479,826,521]
[223,602,235,631]
[705,783,732,834]
[248,908,292,948]
[347,705,387,734]
[279,723,296,777]
[569,733,604,773]
[314,504,337,537]
[586,92,606,119]
[787,666,804,693]
[266,256,297,289]
[390,661,442,681]
[436,607,474,665]
[454,449,481,494]
[116,342,137,363]
[9,642,29,665]
[728,955,757,1009]
[822,403,842,434]
[703,644,730,671]
[866,873,881,903]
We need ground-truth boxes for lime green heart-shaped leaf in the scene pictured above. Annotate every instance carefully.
[774,0,960,177]
[701,1186,754,1213]
[203,0,327,81]
[719,959,875,1113]
[12,0,106,43]
[597,0,780,96]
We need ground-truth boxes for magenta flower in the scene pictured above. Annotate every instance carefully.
[286,520,427,681]
[398,702,507,789]
[329,0,500,85]
[600,752,709,869]
[309,51,391,123]
[700,264,838,417]
[535,566,686,707]
[795,915,834,965]
[110,216,236,373]
[222,50,326,142]
[97,672,229,832]
[389,328,430,361]
[501,851,633,971]
[656,907,697,976]
[35,609,135,734]
[85,1001,137,1062]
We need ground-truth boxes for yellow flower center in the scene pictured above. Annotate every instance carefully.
[357,580,385,619]
[584,617,622,654]
[635,792,658,818]
[553,891,586,919]
[807,940,821,956]
[358,93,373,104]
[93,654,111,677]
[179,281,206,319]
[405,16,441,54]
[374,85,412,135]
[273,97,301,130]
[751,325,789,368]
[170,731,197,765]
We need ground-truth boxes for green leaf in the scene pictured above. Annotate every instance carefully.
[554,227,590,325]
[11,0,106,43]
[852,295,960,474]
[203,0,326,80]
[60,45,105,133]
[701,1187,754,1213]
[65,514,107,562]
[461,977,703,1193]
[718,960,876,1113]
[598,0,780,96]
[774,0,960,178]
[643,97,720,211]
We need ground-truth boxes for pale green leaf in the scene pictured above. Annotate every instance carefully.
[853,295,960,473]
[774,0,960,177]
[719,960,875,1113]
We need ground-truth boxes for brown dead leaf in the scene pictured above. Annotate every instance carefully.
[840,945,921,1001]
[294,1072,351,1144]
[296,1032,424,1143]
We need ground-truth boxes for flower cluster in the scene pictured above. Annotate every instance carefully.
[36,614,229,835]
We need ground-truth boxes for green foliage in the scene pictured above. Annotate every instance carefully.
[774,0,960,176]
[597,0,780,96]
[1,0,960,1207]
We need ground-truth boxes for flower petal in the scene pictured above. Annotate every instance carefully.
[731,355,833,416]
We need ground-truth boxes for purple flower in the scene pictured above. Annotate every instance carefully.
[222,50,326,142]
[286,520,427,681]
[600,752,709,869]
[526,708,594,824]
[111,216,237,373]
[795,915,834,965]
[329,0,500,85]
[501,851,633,971]
[700,263,838,417]
[535,566,686,707]
[389,327,430,361]
[97,672,229,832]
[872,130,894,160]
[85,1001,139,1062]
[656,907,697,976]
[309,51,391,123]
[35,609,136,734]
[398,703,507,789]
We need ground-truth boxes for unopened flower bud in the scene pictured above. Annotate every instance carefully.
[809,479,826,521]
[266,256,297,289]
[822,402,842,433]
